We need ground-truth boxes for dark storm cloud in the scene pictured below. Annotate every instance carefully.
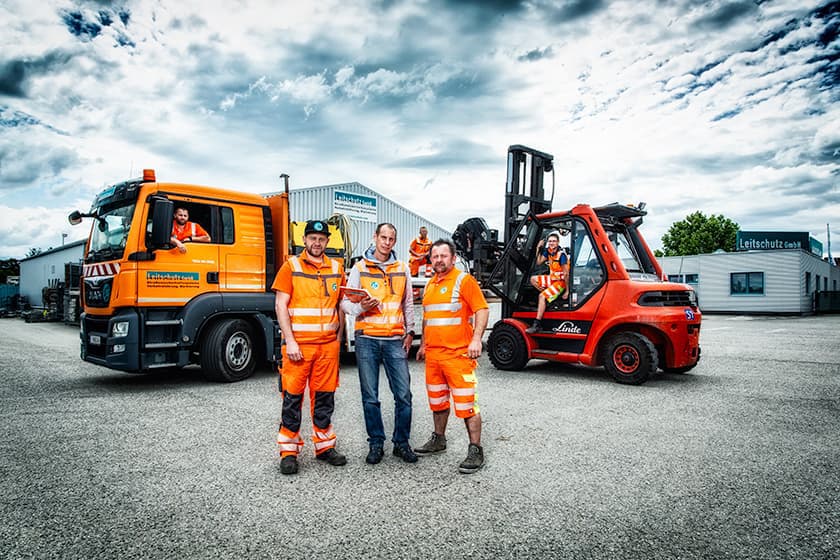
[386,139,498,169]
[62,10,102,40]
[518,46,554,62]
[693,1,758,30]
[0,142,79,189]
[0,51,76,98]
[0,107,67,135]
[542,0,606,23]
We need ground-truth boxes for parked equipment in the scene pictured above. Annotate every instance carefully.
[455,145,702,384]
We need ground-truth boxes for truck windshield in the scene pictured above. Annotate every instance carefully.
[86,202,136,263]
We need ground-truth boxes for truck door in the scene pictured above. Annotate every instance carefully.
[136,199,220,307]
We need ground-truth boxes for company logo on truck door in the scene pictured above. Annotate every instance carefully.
[146,271,200,289]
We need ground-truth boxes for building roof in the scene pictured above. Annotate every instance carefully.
[19,239,86,262]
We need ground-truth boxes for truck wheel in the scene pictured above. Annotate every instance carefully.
[200,319,256,382]
[602,332,657,385]
[488,323,529,371]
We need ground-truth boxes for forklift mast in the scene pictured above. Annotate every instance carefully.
[504,145,554,244]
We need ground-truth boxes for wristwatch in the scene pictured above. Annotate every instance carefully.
[406,330,415,337]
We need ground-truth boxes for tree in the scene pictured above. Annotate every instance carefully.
[659,211,739,256]
[25,247,43,259]
[0,258,19,283]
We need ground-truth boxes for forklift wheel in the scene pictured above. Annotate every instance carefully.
[601,332,658,385]
[487,323,529,371]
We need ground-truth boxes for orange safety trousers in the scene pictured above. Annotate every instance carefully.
[533,273,567,303]
[424,348,480,419]
[277,340,340,457]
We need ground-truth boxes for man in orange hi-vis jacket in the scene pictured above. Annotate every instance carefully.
[408,226,432,276]
[170,207,210,254]
[273,220,347,475]
[415,239,489,474]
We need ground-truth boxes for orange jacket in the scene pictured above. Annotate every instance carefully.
[273,254,344,344]
[354,258,409,337]
[409,236,432,265]
[171,220,208,241]
[422,267,488,351]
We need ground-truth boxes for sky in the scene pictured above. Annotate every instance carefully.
[1,0,838,259]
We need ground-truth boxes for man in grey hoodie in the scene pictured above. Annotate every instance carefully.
[340,223,418,464]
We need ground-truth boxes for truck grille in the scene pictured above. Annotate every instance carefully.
[84,277,113,308]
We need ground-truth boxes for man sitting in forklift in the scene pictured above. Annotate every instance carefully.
[526,230,569,333]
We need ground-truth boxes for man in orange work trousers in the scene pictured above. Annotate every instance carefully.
[415,239,489,473]
[273,220,347,475]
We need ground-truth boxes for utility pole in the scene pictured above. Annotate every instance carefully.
[61,233,68,246]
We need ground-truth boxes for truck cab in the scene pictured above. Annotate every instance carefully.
[70,170,290,381]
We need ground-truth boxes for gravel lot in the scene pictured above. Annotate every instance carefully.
[1,315,838,559]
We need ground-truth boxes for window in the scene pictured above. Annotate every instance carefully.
[221,207,235,244]
[730,272,764,295]
[824,277,828,292]
[667,274,699,284]
[816,275,821,293]
[805,272,811,295]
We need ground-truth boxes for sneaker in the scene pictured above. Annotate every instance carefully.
[316,448,347,466]
[366,445,384,465]
[280,455,299,475]
[413,432,447,456]
[393,443,418,463]
[525,320,542,334]
[458,443,484,474]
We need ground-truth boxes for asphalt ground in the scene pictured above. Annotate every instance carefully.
[0,315,838,559]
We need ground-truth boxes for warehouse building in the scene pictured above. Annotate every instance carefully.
[659,231,839,314]
[18,240,85,306]
[285,181,451,262]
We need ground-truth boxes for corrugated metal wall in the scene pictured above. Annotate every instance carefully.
[18,242,85,306]
[659,249,840,314]
[274,182,451,262]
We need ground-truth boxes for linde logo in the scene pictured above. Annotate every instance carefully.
[552,321,582,334]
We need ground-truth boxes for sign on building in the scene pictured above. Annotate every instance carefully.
[736,231,821,256]
[333,190,377,223]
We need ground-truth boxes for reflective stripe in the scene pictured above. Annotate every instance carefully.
[278,443,301,452]
[379,301,402,311]
[314,426,335,440]
[427,383,449,392]
[454,402,474,411]
[451,387,475,396]
[428,395,449,405]
[424,303,462,312]
[314,439,335,451]
[360,315,399,324]
[138,297,191,303]
[292,322,339,332]
[426,317,462,326]
[290,307,333,316]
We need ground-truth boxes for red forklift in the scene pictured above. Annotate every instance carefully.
[457,145,701,384]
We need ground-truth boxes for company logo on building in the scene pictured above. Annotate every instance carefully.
[736,231,822,257]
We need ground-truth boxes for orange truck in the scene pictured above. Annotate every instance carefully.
[68,171,346,382]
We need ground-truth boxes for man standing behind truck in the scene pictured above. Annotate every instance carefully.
[341,223,417,465]
[408,226,432,277]
[273,220,347,475]
[415,239,489,474]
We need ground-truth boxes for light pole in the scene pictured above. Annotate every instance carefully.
[61,233,68,246]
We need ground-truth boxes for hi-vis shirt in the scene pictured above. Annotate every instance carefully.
[422,267,488,352]
[272,253,345,344]
[171,220,209,241]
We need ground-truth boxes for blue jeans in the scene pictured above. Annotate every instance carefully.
[355,335,413,446]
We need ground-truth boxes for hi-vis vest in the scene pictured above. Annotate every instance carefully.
[354,259,407,337]
[422,270,474,351]
[546,249,568,277]
[409,237,432,264]
[287,255,342,344]
[172,221,201,241]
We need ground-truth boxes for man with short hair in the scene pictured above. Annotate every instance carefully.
[272,220,347,475]
[408,226,432,277]
[415,239,489,474]
[170,207,210,253]
[341,223,417,464]
[526,230,569,333]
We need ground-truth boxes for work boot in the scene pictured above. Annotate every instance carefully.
[366,444,384,465]
[316,448,347,466]
[280,455,299,475]
[458,443,485,474]
[525,319,542,334]
[413,432,447,455]
[393,443,419,463]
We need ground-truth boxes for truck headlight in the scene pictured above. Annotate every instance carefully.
[112,321,130,337]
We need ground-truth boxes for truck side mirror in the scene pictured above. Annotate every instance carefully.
[149,197,174,249]
[68,211,83,225]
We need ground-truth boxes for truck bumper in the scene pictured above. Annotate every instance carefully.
[80,309,141,372]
